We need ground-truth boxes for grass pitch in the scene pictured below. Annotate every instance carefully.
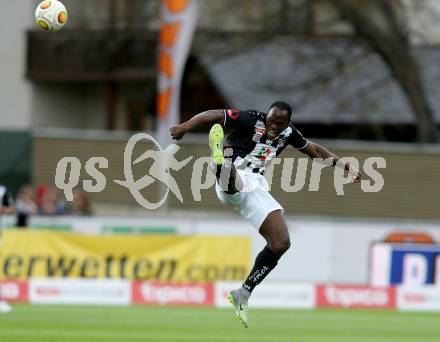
[0,304,439,342]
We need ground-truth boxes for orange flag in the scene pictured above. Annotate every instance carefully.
[157,0,198,146]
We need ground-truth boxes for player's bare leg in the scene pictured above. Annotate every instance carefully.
[229,210,290,327]
[258,210,291,258]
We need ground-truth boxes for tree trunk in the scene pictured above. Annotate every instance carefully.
[330,0,438,142]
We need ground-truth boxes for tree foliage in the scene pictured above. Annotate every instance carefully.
[328,0,438,142]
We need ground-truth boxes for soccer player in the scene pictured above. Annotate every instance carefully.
[0,184,14,313]
[170,102,361,327]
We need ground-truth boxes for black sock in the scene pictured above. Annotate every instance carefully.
[216,163,238,194]
[242,246,280,293]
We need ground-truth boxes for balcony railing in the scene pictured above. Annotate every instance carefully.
[26,30,158,82]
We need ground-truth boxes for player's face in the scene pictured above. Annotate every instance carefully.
[266,108,290,139]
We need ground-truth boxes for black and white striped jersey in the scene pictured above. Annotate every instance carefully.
[0,185,13,228]
[0,185,13,208]
[223,109,308,175]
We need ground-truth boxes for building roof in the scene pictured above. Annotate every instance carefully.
[198,36,440,124]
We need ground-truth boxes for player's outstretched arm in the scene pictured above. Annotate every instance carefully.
[170,110,225,140]
[301,141,362,183]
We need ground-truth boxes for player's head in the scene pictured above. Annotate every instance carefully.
[266,101,292,139]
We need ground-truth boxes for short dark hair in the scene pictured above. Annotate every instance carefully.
[268,101,292,120]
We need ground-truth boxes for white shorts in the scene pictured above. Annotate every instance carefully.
[215,170,284,230]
